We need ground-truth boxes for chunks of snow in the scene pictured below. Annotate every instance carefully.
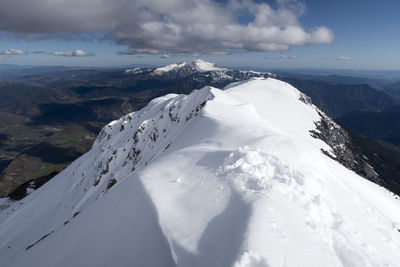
[220,147,304,198]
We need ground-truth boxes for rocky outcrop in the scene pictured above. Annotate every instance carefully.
[310,111,383,186]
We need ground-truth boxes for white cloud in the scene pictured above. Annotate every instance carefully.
[266,54,297,60]
[337,56,350,61]
[117,49,164,55]
[318,56,351,61]
[0,49,28,55]
[53,50,94,57]
[0,0,334,55]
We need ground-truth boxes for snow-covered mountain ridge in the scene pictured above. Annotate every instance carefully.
[124,59,272,83]
[153,59,228,74]
[1,78,400,266]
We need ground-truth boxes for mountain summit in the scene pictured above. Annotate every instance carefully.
[1,78,400,266]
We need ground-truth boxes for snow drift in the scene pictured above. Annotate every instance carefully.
[0,78,400,267]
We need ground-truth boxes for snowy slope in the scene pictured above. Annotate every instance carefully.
[1,78,400,267]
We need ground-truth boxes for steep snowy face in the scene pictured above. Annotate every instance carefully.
[1,78,400,267]
[153,59,228,75]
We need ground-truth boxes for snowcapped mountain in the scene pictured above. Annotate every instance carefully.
[124,59,270,83]
[153,59,228,75]
[1,78,400,266]
[124,67,145,74]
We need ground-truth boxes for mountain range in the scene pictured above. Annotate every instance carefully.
[1,60,400,200]
[338,105,400,146]
[1,78,399,266]
[281,78,399,118]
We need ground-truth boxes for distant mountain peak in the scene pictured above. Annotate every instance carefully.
[152,59,227,75]
[123,60,272,83]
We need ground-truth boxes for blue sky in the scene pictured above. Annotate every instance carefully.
[0,0,399,70]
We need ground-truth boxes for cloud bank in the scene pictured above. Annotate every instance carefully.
[53,50,94,57]
[318,56,351,61]
[0,0,334,55]
[0,49,28,55]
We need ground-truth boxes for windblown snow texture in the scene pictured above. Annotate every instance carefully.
[1,78,399,267]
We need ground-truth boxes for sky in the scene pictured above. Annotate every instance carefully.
[0,0,399,70]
